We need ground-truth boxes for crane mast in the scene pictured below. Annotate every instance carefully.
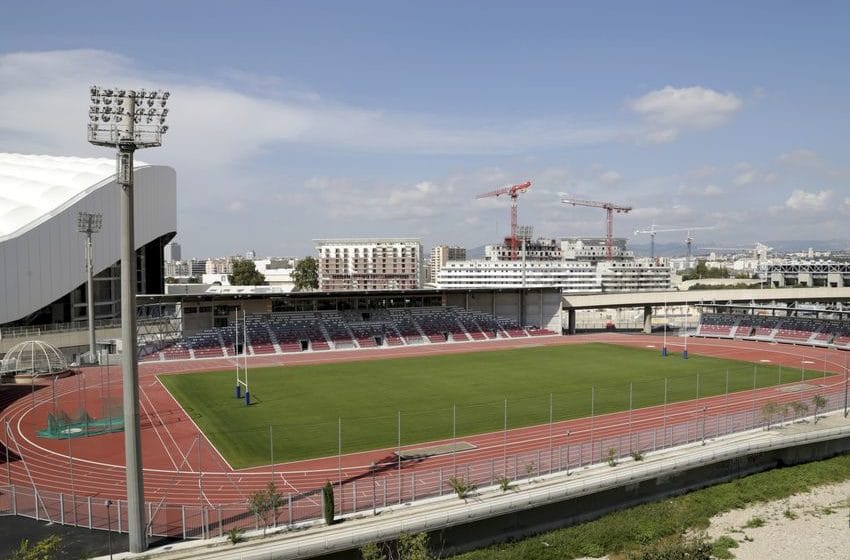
[560,196,632,260]
[633,225,715,261]
[476,181,532,260]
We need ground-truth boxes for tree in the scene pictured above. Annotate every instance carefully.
[229,259,266,286]
[247,482,283,536]
[322,481,335,525]
[292,257,319,291]
[812,394,828,424]
[8,535,62,560]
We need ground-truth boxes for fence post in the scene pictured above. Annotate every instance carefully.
[35,489,39,521]
[87,497,91,530]
[181,505,186,540]
[149,503,153,537]
[12,485,16,515]
[117,499,122,534]
[352,480,357,514]
[412,472,416,502]
[60,494,64,525]
[287,494,292,526]
[439,467,443,496]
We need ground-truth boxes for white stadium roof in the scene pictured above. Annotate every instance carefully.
[0,153,147,239]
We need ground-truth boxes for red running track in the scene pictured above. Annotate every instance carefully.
[0,333,846,523]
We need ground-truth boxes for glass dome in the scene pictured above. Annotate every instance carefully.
[0,340,70,382]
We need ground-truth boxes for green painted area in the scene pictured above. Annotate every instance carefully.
[158,342,818,468]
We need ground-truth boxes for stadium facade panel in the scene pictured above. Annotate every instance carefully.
[0,153,176,327]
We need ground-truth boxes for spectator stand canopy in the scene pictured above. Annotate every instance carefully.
[0,153,177,328]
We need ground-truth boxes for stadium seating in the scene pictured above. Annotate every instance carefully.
[697,313,850,350]
[148,306,563,362]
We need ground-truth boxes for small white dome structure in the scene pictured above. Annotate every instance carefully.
[0,340,71,383]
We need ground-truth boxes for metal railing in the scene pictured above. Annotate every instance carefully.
[0,382,845,541]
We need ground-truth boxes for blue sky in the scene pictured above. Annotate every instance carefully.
[1,1,848,258]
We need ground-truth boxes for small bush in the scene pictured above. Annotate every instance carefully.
[449,476,475,499]
[711,535,739,559]
[498,477,513,492]
[227,528,243,545]
[607,447,618,467]
[626,534,712,560]
[631,449,644,461]
[744,516,764,528]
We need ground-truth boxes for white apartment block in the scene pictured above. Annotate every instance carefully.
[484,237,561,261]
[428,245,466,283]
[436,260,600,291]
[561,237,633,262]
[596,260,672,292]
[316,238,422,291]
[436,259,671,292]
[205,256,236,275]
[164,260,190,277]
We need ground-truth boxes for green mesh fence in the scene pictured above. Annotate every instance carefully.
[37,409,124,439]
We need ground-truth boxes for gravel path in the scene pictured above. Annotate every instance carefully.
[704,478,850,559]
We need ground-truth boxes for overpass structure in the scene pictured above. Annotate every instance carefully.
[561,287,850,334]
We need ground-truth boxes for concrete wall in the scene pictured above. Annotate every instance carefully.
[445,289,562,332]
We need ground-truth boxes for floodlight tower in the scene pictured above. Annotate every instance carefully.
[78,212,103,362]
[87,86,170,553]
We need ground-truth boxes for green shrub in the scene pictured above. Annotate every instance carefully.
[711,535,739,559]
[322,481,335,525]
[743,516,765,528]
[449,476,474,499]
[607,447,618,467]
[498,477,513,492]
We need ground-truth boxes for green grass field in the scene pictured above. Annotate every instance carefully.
[159,342,820,468]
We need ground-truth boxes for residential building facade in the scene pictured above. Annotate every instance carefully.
[316,238,422,291]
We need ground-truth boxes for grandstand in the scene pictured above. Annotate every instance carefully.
[695,312,850,349]
[142,306,558,362]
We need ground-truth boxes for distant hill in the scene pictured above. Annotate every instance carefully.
[631,239,850,258]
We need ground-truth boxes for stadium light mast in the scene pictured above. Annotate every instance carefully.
[87,86,170,553]
[78,212,103,362]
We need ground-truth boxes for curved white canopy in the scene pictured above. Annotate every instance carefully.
[0,153,147,239]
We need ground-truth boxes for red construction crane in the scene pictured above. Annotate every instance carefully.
[560,195,633,260]
[476,181,532,260]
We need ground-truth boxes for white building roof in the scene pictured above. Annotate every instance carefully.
[0,153,147,239]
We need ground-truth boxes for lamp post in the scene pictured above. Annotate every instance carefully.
[105,499,114,560]
[78,212,102,363]
[88,86,170,553]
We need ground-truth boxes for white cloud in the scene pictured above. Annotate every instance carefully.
[778,149,822,167]
[679,183,724,197]
[732,162,777,186]
[784,189,832,211]
[599,170,622,186]
[0,49,630,163]
[630,86,742,143]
